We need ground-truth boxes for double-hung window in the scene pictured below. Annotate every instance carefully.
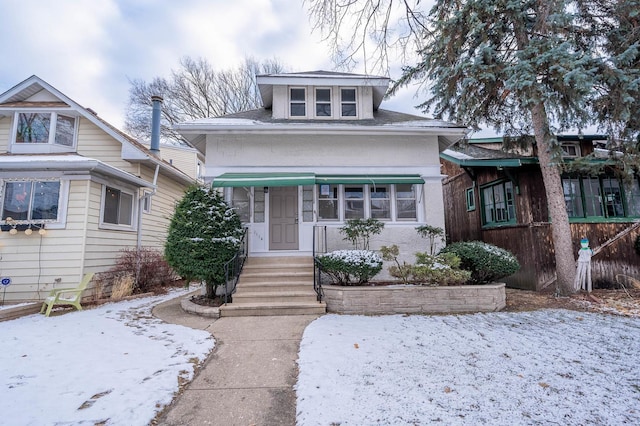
[13,112,77,151]
[396,184,417,220]
[344,186,365,219]
[315,88,331,117]
[290,88,306,117]
[102,185,134,228]
[1,180,61,223]
[481,180,515,226]
[340,88,356,117]
[317,184,418,221]
[318,184,339,220]
[370,185,390,219]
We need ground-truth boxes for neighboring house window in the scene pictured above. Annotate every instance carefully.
[340,88,357,117]
[466,187,476,211]
[315,88,331,117]
[1,180,61,223]
[395,184,417,220]
[344,186,365,219]
[481,180,515,226]
[370,185,390,220]
[102,185,134,227]
[290,88,306,117]
[318,184,339,220]
[560,142,581,158]
[562,175,640,219]
[14,112,77,147]
[142,190,152,214]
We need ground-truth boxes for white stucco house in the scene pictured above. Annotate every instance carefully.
[174,71,468,260]
[0,76,194,302]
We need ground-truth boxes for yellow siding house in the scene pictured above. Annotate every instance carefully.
[0,76,194,302]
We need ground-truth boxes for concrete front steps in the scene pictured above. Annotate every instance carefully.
[219,256,326,317]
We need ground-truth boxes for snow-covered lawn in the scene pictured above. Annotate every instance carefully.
[1,290,214,426]
[297,310,640,425]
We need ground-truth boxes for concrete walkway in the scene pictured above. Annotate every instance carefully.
[152,295,320,426]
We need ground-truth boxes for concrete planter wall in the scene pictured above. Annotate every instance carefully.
[323,283,506,315]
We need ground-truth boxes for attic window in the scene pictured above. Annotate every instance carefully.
[290,88,306,117]
[12,112,77,152]
[340,88,356,117]
[315,88,331,117]
[561,142,581,158]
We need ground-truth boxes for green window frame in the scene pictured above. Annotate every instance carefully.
[466,187,476,211]
[562,175,640,220]
[481,180,515,226]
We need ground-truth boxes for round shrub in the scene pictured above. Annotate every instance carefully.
[411,252,471,286]
[439,241,520,285]
[317,250,383,285]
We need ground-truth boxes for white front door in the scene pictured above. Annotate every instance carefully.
[269,186,299,250]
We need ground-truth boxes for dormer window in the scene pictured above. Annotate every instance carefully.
[341,88,357,117]
[12,112,77,153]
[315,88,331,117]
[290,88,306,117]
[561,142,581,158]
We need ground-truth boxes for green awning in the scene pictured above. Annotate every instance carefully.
[212,172,316,187]
[315,175,424,185]
[212,173,425,187]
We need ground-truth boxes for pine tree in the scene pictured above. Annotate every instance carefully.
[307,0,640,295]
[165,185,243,298]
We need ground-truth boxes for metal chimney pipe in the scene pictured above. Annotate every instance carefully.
[150,95,163,157]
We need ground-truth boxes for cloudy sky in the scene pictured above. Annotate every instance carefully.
[0,0,492,136]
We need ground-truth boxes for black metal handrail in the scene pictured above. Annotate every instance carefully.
[223,227,248,304]
[312,225,328,302]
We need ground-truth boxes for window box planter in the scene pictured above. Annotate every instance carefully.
[322,283,506,315]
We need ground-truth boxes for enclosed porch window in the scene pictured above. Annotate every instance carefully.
[562,175,640,219]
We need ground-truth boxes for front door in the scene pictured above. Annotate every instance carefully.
[269,186,299,250]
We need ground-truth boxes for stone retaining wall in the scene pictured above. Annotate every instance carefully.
[323,283,506,315]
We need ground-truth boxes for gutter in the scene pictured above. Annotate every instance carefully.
[0,158,155,188]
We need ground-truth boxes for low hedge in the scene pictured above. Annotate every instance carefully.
[439,241,520,285]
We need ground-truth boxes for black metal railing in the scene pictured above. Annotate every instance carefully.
[223,227,248,304]
[312,225,328,302]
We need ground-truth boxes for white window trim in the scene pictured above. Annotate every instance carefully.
[289,87,307,118]
[340,87,358,118]
[0,178,69,230]
[314,87,332,118]
[142,190,152,214]
[99,183,138,231]
[10,111,79,154]
[560,142,581,158]
[316,184,420,222]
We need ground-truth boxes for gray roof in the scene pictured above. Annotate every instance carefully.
[220,107,466,128]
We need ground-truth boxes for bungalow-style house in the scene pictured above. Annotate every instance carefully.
[440,136,640,290]
[174,71,469,261]
[0,76,194,302]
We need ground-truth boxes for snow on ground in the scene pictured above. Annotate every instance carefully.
[297,310,640,425]
[1,290,214,426]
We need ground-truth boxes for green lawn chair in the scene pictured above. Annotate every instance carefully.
[40,272,95,317]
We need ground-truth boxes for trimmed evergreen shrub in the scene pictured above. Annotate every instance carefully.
[439,241,520,284]
[339,218,384,250]
[317,250,383,285]
[411,252,471,286]
[165,185,243,298]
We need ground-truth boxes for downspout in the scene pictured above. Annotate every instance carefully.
[136,164,160,251]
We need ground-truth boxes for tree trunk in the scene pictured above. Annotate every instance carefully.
[530,102,577,295]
